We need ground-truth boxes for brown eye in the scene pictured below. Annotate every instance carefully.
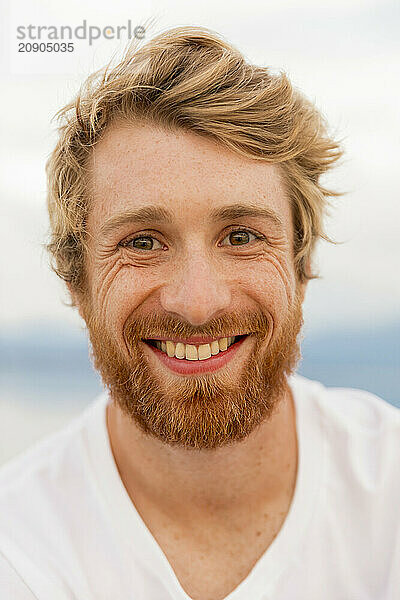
[220,230,259,247]
[124,236,163,250]
[133,237,154,250]
[229,231,250,245]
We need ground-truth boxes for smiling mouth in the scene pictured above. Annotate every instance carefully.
[142,335,248,361]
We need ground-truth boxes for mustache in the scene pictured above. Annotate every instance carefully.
[123,310,272,342]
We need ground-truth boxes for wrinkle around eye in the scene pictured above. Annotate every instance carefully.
[263,254,295,304]
[264,233,290,250]
[95,257,127,317]
[118,247,169,268]
[224,249,269,261]
[222,244,275,260]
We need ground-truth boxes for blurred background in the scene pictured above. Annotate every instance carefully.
[1,0,399,465]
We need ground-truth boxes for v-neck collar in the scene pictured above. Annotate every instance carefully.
[85,374,325,600]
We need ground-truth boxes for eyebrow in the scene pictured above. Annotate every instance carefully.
[100,205,173,236]
[100,202,284,236]
[210,204,284,228]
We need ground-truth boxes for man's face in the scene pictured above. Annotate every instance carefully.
[80,120,305,449]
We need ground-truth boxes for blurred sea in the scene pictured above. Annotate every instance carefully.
[1,321,399,465]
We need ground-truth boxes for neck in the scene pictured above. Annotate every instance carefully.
[106,382,298,523]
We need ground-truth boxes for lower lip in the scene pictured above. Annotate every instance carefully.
[144,336,248,375]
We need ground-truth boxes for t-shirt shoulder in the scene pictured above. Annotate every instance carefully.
[0,392,108,493]
[320,378,397,432]
[293,374,400,498]
[0,393,110,599]
[292,373,400,432]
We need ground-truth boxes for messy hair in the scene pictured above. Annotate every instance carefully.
[46,26,342,297]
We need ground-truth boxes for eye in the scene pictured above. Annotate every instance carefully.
[122,235,163,251]
[220,229,261,247]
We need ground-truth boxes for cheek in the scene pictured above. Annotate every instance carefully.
[233,258,296,317]
[92,260,161,331]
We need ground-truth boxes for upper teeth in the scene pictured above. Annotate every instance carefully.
[152,337,236,360]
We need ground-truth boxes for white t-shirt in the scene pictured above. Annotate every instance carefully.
[0,374,399,600]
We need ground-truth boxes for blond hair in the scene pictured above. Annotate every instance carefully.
[46,26,342,296]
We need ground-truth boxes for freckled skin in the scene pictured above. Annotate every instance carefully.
[76,120,305,600]
[85,120,300,356]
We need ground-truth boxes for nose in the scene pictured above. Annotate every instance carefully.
[160,253,232,326]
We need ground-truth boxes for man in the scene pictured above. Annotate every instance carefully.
[0,26,399,600]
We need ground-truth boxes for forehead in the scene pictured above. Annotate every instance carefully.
[87,120,292,232]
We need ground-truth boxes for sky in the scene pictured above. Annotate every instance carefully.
[1,0,399,336]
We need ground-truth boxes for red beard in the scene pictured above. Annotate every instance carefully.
[83,294,303,450]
